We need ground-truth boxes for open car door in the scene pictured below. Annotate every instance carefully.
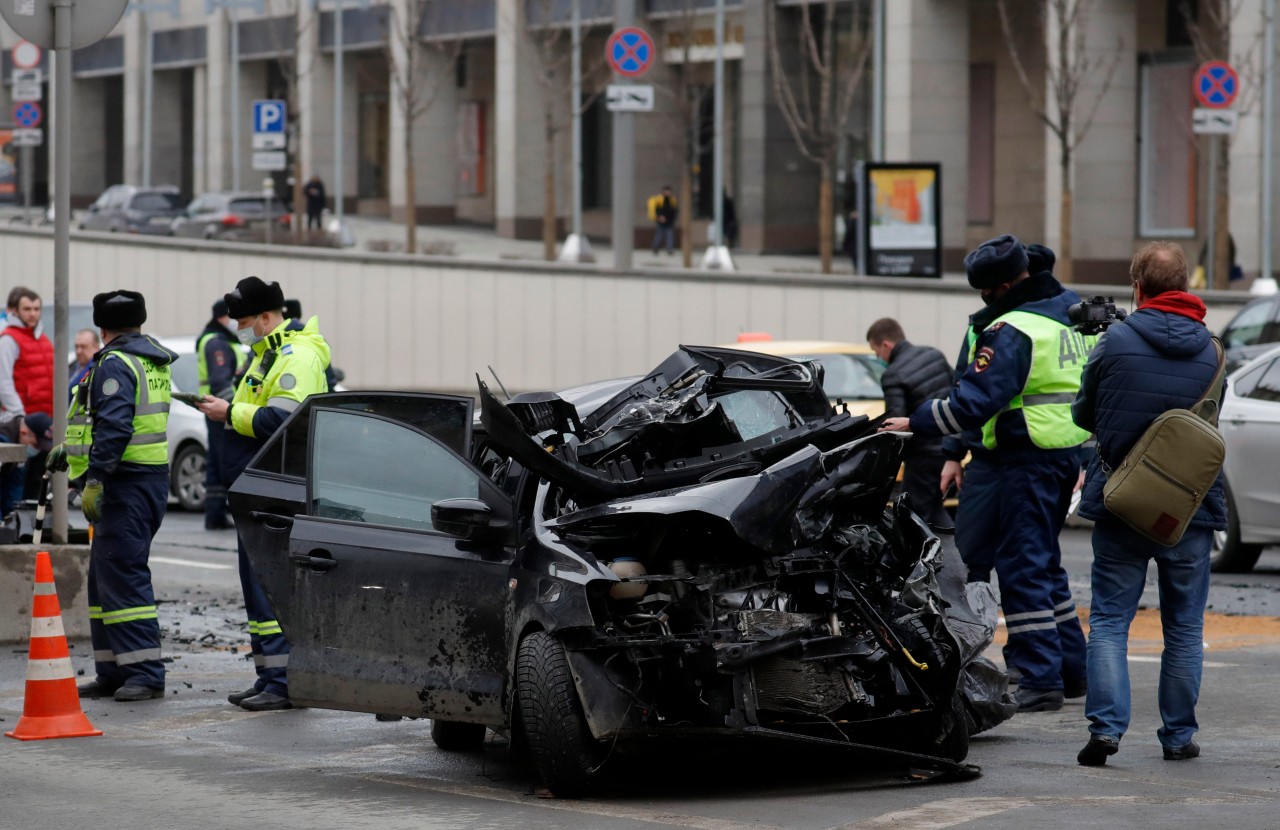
[229,393,515,724]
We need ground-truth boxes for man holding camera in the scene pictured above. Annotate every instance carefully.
[880,234,1090,713]
[1071,242,1224,767]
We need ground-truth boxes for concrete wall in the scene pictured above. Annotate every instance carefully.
[0,547,91,645]
[0,228,1253,397]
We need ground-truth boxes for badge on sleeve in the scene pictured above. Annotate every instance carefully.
[214,351,227,367]
[974,346,995,374]
[102,378,120,396]
[279,373,297,391]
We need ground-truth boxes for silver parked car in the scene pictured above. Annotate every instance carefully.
[170,191,289,242]
[1213,345,1280,572]
[78,185,185,235]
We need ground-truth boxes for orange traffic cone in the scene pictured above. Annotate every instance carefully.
[5,551,103,741]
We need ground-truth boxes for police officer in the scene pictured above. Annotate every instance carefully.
[196,299,245,530]
[880,235,1090,713]
[47,290,178,702]
[196,276,331,712]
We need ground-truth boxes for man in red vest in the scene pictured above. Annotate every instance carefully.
[0,286,55,419]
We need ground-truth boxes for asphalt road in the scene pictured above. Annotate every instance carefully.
[2,511,1279,829]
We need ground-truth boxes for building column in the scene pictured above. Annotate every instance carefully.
[1043,0,1137,280]
[297,2,317,200]
[495,0,549,239]
[205,12,228,191]
[1230,7,1267,277]
[123,11,145,185]
[883,0,969,268]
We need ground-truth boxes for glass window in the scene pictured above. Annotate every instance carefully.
[129,192,182,211]
[310,409,479,531]
[1223,301,1274,348]
[1138,59,1196,237]
[1231,360,1267,399]
[786,353,885,400]
[169,349,198,394]
[1246,358,1280,403]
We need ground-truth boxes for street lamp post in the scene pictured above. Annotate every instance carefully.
[700,0,733,270]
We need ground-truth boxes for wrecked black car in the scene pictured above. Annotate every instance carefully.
[229,346,1014,796]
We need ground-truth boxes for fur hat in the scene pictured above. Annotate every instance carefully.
[283,298,302,320]
[225,276,284,319]
[964,234,1030,290]
[92,290,147,330]
[1024,243,1056,277]
[212,298,230,319]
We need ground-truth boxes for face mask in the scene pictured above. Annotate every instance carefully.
[237,325,263,347]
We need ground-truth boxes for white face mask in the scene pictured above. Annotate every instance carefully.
[236,323,263,347]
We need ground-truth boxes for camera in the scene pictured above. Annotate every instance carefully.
[1067,296,1127,335]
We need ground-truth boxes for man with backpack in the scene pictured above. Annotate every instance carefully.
[1071,241,1226,767]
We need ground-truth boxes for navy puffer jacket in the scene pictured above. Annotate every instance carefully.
[1071,296,1226,529]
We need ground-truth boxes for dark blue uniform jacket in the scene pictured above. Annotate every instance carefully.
[87,333,180,482]
[1071,299,1227,529]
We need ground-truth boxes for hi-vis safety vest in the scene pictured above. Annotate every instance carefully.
[66,351,171,480]
[196,330,247,396]
[968,310,1095,451]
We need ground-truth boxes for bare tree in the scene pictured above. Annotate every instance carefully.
[997,0,1122,283]
[385,1,469,254]
[1180,0,1265,289]
[263,0,317,242]
[766,0,872,274]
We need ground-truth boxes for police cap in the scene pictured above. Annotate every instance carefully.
[93,290,147,330]
[965,234,1030,290]
[225,276,285,319]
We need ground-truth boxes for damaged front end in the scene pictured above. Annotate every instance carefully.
[485,347,1013,773]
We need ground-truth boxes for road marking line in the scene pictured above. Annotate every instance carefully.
[361,773,787,830]
[150,556,234,571]
[830,794,1252,829]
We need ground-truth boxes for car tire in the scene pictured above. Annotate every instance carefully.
[931,692,970,763]
[1211,480,1263,574]
[171,442,207,512]
[516,631,603,798]
[430,719,487,752]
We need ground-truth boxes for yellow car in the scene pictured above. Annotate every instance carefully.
[720,337,886,418]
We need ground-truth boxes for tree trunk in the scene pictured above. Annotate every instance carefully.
[681,166,693,267]
[404,121,417,254]
[1213,136,1231,289]
[818,161,833,274]
[1059,186,1074,283]
[543,118,557,261]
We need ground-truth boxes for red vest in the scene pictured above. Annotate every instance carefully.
[6,325,54,417]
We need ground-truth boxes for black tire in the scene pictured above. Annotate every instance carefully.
[1211,481,1263,574]
[430,719,487,752]
[516,631,603,798]
[933,692,970,763]
[171,442,206,512]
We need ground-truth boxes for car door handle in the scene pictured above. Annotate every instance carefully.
[290,550,338,571]
[249,511,294,533]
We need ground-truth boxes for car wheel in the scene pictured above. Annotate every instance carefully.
[430,719,487,752]
[516,631,603,798]
[203,225,218,240]
[171,442,207,512]
[1211,481,1263,573]
[929,692,970,763]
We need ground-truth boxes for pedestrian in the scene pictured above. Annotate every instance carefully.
[196,299,246,530]
[0,286,54,419]
[1071,242,1225,767]
[878,235,1091,713]
[304,174,326,231]
[843,208,860,271]
[647,185,678,255]
[196,276,331,712]
[721,190,738,249]
[46,290,177,702]
[866,317,955,531]
[70,328,101,397]
[0,410,53,516]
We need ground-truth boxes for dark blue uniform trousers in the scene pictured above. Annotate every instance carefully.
[203,414,228,526]
[88,473,168,690]
[955,454,1087,691]
[237,536,289,697]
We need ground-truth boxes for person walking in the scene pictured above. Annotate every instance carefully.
[304,175,326,231]
[648,185,678,255]
[0,286,54,419]
[879,235,1091,713]
[196,276,331,712]
[1072,242,1225,766]
[196,299,245,530]
[866,317,955,530]
[46,290,177,702]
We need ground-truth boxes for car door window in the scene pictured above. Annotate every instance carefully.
[1223,301,1274,348]
[1245,358,1280,402]
[309,408,479,531]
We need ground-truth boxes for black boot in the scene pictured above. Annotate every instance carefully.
[1077,735,1120,766]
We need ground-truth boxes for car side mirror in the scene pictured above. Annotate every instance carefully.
[432,498,495,541]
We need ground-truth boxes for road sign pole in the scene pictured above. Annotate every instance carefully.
[334,0,344,235]
[142,9,153,187]
[21,146,33,224]
[1262,0,1275,289]
[571,0,581,240]
[611,0,637,271]
[1207,134,1218,290]
[51,0,71,543]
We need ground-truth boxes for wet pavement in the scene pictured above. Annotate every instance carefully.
[2,513,1280,829]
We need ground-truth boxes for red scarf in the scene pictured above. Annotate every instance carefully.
[1138,290,1207,323]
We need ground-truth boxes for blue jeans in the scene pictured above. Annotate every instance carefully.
[652,223,675,252]
[1085,520,1212,749]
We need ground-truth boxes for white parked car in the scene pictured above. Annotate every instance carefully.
[1213,344,1280,572]
[159,336,214,512]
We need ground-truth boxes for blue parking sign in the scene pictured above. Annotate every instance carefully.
[253,99,286,134]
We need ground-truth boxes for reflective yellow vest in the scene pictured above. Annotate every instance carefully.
[66,351,171,480]
[969,310,1095,451]
[196,330,247,396]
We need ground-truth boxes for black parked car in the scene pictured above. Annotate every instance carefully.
[1221,294,1280,373]
[78,185,185,235]
[229,347,1013,796]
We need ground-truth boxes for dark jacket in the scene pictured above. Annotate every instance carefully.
[881,340,952,453]
[1071,295,1227,529]
[304,180,326,215]
[86,333,180,482]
